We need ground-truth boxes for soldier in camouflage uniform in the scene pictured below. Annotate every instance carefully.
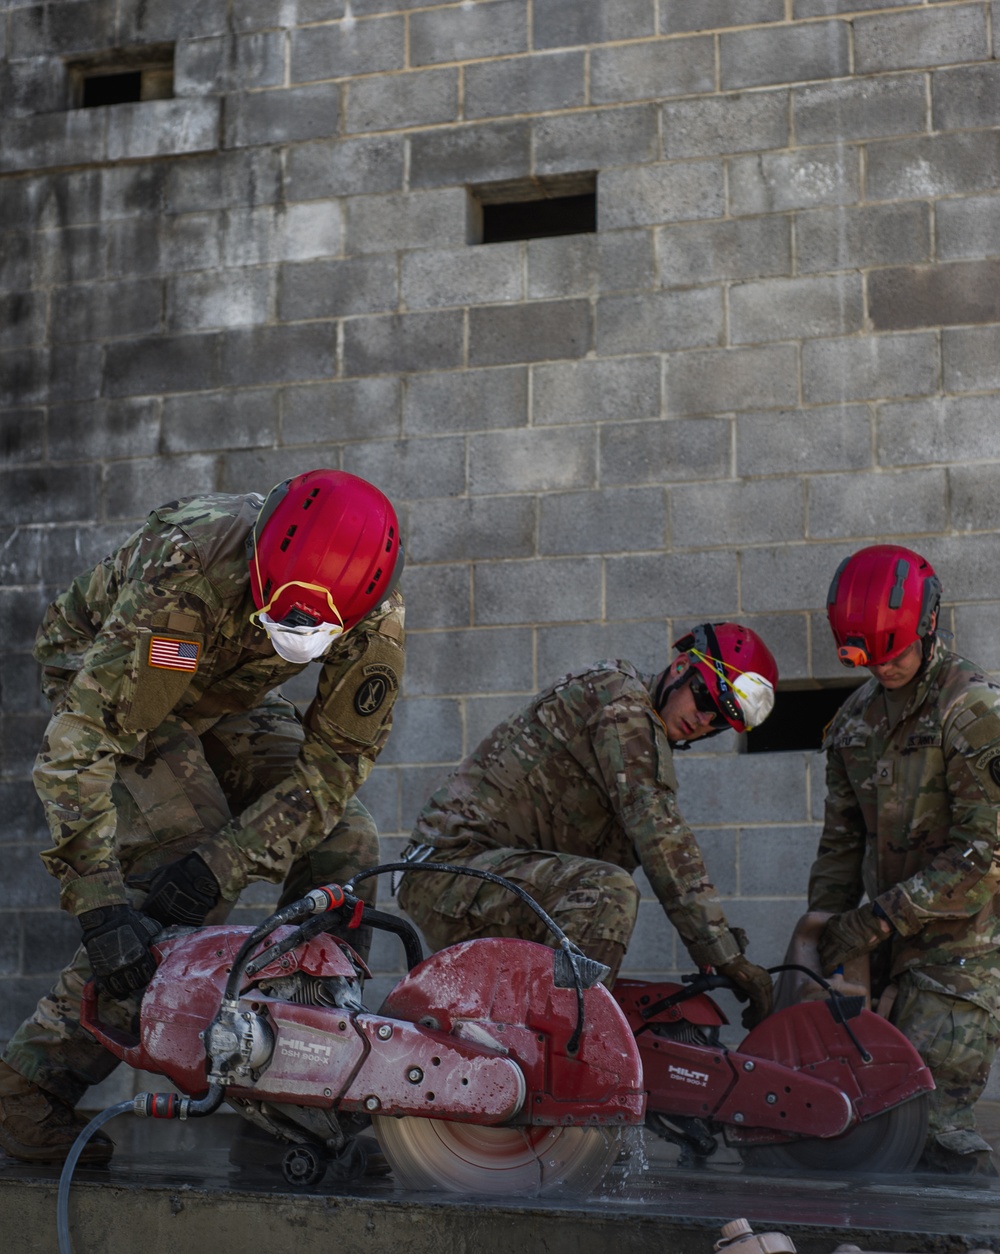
[0,470,405,1165]
[399,623,779,1024]
[812,544,1000,1175]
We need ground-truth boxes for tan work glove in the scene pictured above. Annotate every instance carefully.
[818,902,891,974]
[716,953,774,1030]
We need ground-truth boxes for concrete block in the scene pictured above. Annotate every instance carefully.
[533,357,661,427]
[408,495,537,562]
[469,428,596,493]
[599,162,724,229]
[400,762,458,831]
[599,418,731,486]
[801,332,939,404]
[221,323,336,386]
[355,766,399,841]
[0,652,43,716]
[224,203,344,266]
[952,603,1000,672]
[345,68,459,134]
[736,405,873,476]
[102,456,218,522]
[408,121,531,190]
[465,51,585,120]
[48,344,103,403]
[0,235,32,293]
[662,0,785,32]
[536,621,670,688]
[98,164,166,221]
[675,749,810,826]
[104,333,220,397]
[224,83,341,149]
[49,399,161,462]
[794,0,919,13]
[162,389,279,454]
[344,189,470,255]
[285,136,404,200]
[341,435,467,500]
[869,261,1000,331]
[2,55,67,118]
[866,132,1000,202]
[720,21,849,90]
[404,627,535,696]
[474,557,602,625]
[808,469,947,540]
[401,241,522,310]
[794,73,927,145]
[937,194,1000,261]
[659,216,791,287]
[283,377,401,445]
[10,0,115,58]
[670,479,806,548]
[526,230,655,299]
[32,222,108,288]
[666,345,799,415]
[107,213,221,277]
[950,463,1000,534]
[592,37,714,105]
[217,448,339,494]
[796,203,931,274]
[943,325,1000,393]
[855,5,989,75]
[933,63,998,132]
[0,411,45,466]
[729,147,859,215]
[737,612,811,682]
[20,909,80,976]
[168,268,272,332]
[739,826,820,898]
[740,542,857,615]
[0,844,56,909]
[533,106,659,176]
[468,298,591,366]
[290,16,404,82]
[377,697,464,766]
[402,366,528,435]
[663,90,789,159]
[343,310,464,375]
[597,289,723,355]
[279,255,397,320]
[539,488,667,556]
[105,100,221,163]
[173,36,227,97]
[877,395,1000,469]
[731,274,863,344]
[0,784,45,845]
[399,563,471,629]
[0,293,45,349]
[410,0,527,66]
[0,106,108,176]
[928,533,1000,604]
[164,149,283,214]
[462,694,535,752]
[39,523,136,588]
[606,550,738,620]
[533,0,654,47]
[122,0,229,40]
[232,0,343,32]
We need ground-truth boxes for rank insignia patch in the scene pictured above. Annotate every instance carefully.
[148,636,200,672]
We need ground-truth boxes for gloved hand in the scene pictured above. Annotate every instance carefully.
[80,905,161,998]
[716,953,774,1030]
[818,902,891,974]
[141,852,221,927]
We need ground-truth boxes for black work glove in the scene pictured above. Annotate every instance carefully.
[717,953,774,1030]
[818,902,890,974]
[80,905,161,998]
[141,852,221,928]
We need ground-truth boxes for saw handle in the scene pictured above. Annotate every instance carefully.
[79,978,145,1067]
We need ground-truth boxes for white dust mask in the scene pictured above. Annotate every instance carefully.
[259,612,344,664]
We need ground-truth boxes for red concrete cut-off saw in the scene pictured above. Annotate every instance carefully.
[72,865,933,1199]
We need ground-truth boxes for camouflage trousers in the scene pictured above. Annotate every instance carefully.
[889,971,1000,1172]
[4,697,379,1106]
[397,840,640,984]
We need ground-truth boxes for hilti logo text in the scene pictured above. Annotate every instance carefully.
[281,1038,332,1060]
[668,1064,709,1087]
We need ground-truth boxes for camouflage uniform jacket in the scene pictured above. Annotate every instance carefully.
[33,493,405,917]
[412,661,739,967]
[809,642,1000,1015]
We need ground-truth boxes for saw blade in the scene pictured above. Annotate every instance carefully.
[371,1115,624,1196]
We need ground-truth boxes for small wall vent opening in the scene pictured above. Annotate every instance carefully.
[469,173,597,245]
[745,684,863,754]
[68,46,174,109]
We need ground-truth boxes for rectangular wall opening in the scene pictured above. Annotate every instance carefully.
[469,173,597,245]
[68,46,174,109]
[745,683,864,754]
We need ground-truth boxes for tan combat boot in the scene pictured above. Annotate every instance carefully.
[0,1059,113,1165]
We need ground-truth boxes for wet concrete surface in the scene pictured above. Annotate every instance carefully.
[4,1107,1000,1254]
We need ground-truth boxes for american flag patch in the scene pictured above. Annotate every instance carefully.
[148,636,200,672]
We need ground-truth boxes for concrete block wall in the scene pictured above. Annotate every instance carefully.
[2,0,1000,1069]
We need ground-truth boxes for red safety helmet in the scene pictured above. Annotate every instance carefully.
[671,622,779,734]
[827,544,940,668]
[248,469,403,632]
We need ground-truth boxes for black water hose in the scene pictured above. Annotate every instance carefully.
[57,1101,130,1254]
